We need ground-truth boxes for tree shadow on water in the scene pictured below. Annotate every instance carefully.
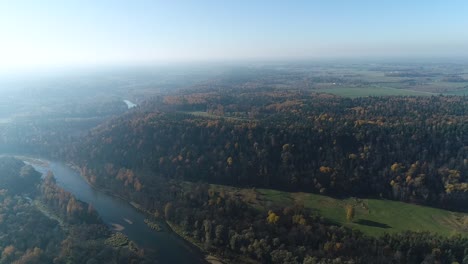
[354,219,391,229]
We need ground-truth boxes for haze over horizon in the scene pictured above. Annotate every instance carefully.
[1,0,468,72]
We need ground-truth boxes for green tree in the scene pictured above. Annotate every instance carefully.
[345,205,355,222]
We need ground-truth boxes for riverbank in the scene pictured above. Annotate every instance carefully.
[8,155,208,264]
[165,221,227,264]
[73,163,227,264]
[67,161,214,264]
[33,199,68,231]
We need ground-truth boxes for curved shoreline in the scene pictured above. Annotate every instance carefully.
[9,154,211,264]
[69,161,223,264]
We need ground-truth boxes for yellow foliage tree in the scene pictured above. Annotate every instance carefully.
[153,210,160,219]
[335,242,343,251]
[391,163,401,172]
[267,210,280,224]
[319,166,332,174]
[345,205,355,222]
[292,214,307,225]
[2,245,15,259]
[134,178,143,191]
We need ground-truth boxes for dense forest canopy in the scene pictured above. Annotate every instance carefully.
[62,89,468,263]
[71,91,467,212]
[2,0,468,259]
[1,63,467,263]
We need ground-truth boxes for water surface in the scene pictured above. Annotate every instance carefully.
[28,159,205,264]
[123,99,137,109]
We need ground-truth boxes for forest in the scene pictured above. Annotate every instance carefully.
[0,156,153,264]
[1,64,467,263]
[54,88,467,263]
[2,0,468,260]
[71,89,467,212]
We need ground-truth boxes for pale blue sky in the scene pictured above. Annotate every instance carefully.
[0,0,467,70]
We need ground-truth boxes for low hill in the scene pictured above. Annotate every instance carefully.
[70,93,467,212]
[65,91,468,263]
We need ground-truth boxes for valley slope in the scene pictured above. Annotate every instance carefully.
[65,88,467,263]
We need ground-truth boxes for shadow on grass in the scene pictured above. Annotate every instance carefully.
[355,219,391,229]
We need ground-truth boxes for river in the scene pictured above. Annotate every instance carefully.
[123,99,137,109]
[25,158,206,264]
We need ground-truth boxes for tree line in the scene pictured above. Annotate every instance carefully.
[71,92,467,211]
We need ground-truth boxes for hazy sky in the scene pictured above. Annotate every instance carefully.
[1,0,467,70]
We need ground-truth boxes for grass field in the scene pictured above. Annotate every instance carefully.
[256,189,467,237]
[320,86,434,98]
[207,182,468,237]
[446,88,468,96]
[182,111,250,121]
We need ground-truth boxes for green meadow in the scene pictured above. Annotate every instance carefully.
[320,86,434,98]
[257,189,467,237]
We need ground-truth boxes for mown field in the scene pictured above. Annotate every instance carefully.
[320,86,434,97]
[446,88,468,96]
[257,189,467,237]
[208,184,468,237]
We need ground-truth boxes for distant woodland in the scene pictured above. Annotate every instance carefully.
[71,91,467,212]
[63,89,467,263]
[1,77,467,263]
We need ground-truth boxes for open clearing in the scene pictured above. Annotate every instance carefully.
[208,184,468,237]
[257,189,467,237]
[320,86,434,98]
